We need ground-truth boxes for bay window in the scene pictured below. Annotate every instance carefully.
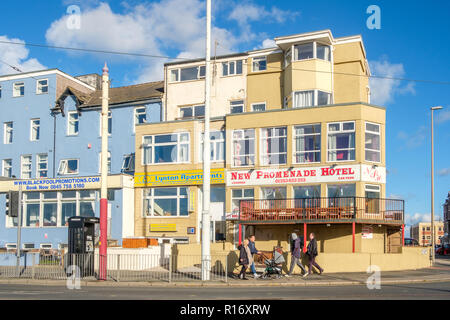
[293,124,321,163]
[143,132,190,164]
[365,122,381,162]
[200,131,225,162]
[293,90,332,108]
[232,129,255,167]
[327,121,355,161]
[316,43,331,61]
[143,187,188,217]
[260,127,287,165]
[293,42,331,62]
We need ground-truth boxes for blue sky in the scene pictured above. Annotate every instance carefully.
[0,0,449,232]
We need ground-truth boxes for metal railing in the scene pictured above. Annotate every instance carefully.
[239,197,404,224]
[0,252,228,283]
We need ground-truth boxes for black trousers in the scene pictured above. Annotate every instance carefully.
[239,265,248,278]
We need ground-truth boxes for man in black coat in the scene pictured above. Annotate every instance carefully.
[286,232,308,277]
[306,232,324,275]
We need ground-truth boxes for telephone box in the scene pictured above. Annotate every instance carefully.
[66,216,99,277]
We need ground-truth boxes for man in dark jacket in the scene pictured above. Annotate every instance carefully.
[306,232,324,275]
[286,232,307,277]
[248,235,261,278]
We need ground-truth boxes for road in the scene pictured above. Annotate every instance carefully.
[0,281,449,300]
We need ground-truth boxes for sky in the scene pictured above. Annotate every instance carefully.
[0,0,449,234]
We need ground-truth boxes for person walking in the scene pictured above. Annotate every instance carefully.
[306,232,324,275]
[238,239,253,280]
[285,232,308,278]
[248,235,261,279]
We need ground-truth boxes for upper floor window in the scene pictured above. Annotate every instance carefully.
[293,90,332,108]
[232,129,255,167]
[30,119,40,141]
[121,153,135,172]
[37,154,48,178]
[365,122,381,162]
[67,111,79,135]
[293,124,321,163]
[98,111,112,135]
[230,100,244,114]
[143,187,188,217]
[251,102,266,112]
[4,122,13,144]
[327,121,355,162]
[13,82,25,97]
[134,107,146,126]
[260,127,287,165]
[58,159,79,175]
[143,132,190,164]
[293,42,331,62]
[98,151,111,173]
[21,155,32,179]
[284,48,292,67]
[252,56,267,72]
[179,105,205,119]
[222,60,243,76]
[36,79,48,94]
[170,65,205,82]
[316,43,331,61]
[200,131,225,162]
[2,159,12,178]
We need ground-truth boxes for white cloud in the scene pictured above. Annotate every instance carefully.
[436,108,450,124]
[253,38,276,50]
[0,35,46,75]
[397,125,426,149]
[369,57,415,105]
[228,3,297,25]
[438,168,450,177]
[404,212,432,236]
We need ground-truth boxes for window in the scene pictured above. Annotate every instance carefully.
[2,159,12,177]
[251,102,266,112]
[365,184,380,214]
[231,188,254,215]
[13,82,25,97]
[179,105,205,119]
[58,159,79,175]
[327,121,355,161]
[294,43,314,60]
[134,107,146,126]
[260,127,287,165]
[316,43,331,61]
[121,153,135,172]
[37,154,48,178]
[200,131,225,162]
[261,187,287,209]
[365,122,381,162]
[170,66,205,82]
[21,155,32,179]
[230,100,244,114]
[222,60,243,76]
[327,184,356,207]
[285,48,292,67]
[143,132,190,164]
[252,56,267,72]
[30,119,40,141]
[143,187,188,217]
[99,152,111,173]
[67,112,79,135]
[317,91,332,106]
[36,79,48,94]
[4,122,13,144]
[293,185,321,208]
[232,129,255,167]
[293,124,321,163]
[293,90,332,108]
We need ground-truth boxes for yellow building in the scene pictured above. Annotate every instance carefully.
[132,30,404,254]
[410,221,445,246]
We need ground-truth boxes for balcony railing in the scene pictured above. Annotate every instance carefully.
[239,197,404,224]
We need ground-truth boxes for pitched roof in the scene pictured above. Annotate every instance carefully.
[81,81,164,108]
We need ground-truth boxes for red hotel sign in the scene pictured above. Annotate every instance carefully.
[227,165,385,186]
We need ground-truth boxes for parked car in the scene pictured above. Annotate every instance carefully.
[436,244,450,255]
[404,238,419,246]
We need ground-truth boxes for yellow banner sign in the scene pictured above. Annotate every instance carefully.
[150,224,177,232]
[134,169,225,187]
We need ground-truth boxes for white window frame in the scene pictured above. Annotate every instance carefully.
[179,104,205,119]
[231,188,254,216]
[67,111,79,136]
[292,41,331,62]
[121,153,135,172]
[98,151,111,173]
[4,122,13,144]
[293,124,321,164]
[36,154,48,178]
[230,100,244,114]
[21,155,32,179]
[260,126,287,166]
[58,159,79,175]
[293,90,332,108]
[30,118,40,141]
[142,187,189,218]
[251,102,266,112]
[13,82,25,97]
[2,159,12,178]
[252,56,267,72]
[327,121,356,162]
[134,106,147,128]
[232,129,255,168]
[200,130,225,163]
[142,132,190,165]
[365,121,381,163]
[222,60,243,77]
[36,79,49,94]
[169,65,205,83]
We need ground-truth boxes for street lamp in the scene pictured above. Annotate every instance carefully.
[430,106,443,264]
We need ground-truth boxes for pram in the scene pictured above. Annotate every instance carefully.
[261,247,285,279]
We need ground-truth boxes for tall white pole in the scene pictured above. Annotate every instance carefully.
[201,0,212,281]
[99,63,110,280]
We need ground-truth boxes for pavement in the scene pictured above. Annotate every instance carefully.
[1,260,450,288]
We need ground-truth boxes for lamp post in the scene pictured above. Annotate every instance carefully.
[430,106,443,264]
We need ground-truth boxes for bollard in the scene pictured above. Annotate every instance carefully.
[117,254,120,282]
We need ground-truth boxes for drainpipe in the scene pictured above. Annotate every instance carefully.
[53,113,56,178]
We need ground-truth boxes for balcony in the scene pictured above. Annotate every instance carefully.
[239,197,404,225]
